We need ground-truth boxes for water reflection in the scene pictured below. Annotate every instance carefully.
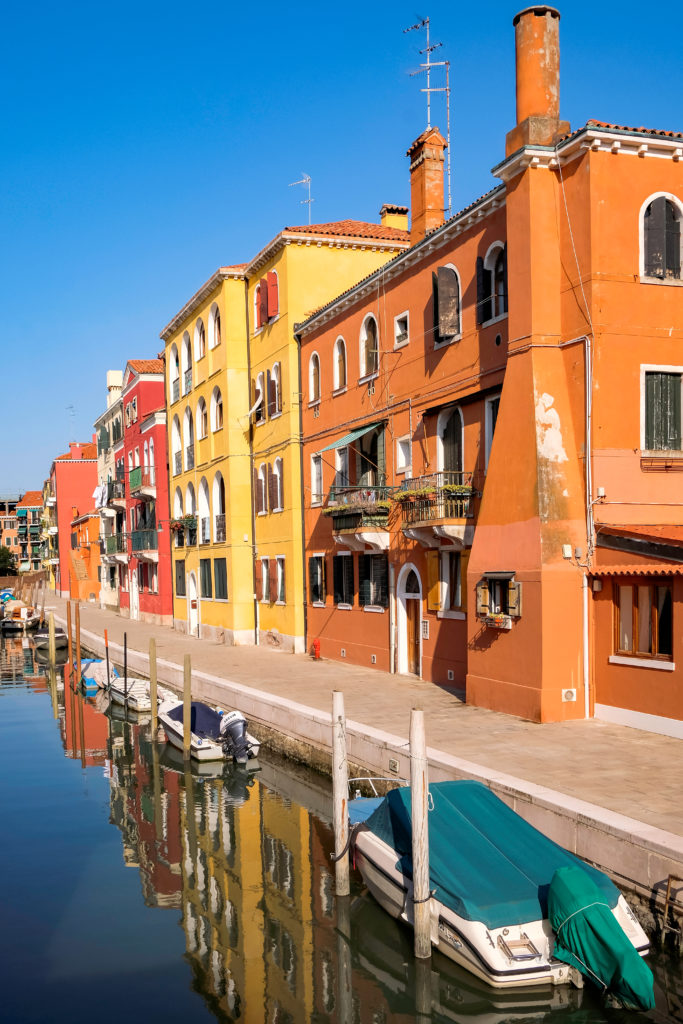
[5,637,682,1024]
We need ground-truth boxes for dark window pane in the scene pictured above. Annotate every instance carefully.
[214,558,227,600]
[175,559,186,597]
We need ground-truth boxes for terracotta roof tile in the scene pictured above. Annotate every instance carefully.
[284,220,409,242]
[16,490,43,508]
[591,564,683,576]
[55,442,97,461]
[128,359,164,374]
[587,119,683,140]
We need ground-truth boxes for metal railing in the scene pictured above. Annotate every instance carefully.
[172,378,180,403]
[106,533,127,554]
[401,494,473,525]
[131,529,158,552]
[200,516,210,544]
[185,444,194,471]
[327,483,391,508]
[400,470,472,492]
[129,466,155,491]
[215,513,226,542]
[174,451,182,476]
[183,369,192,395]
[398,472,474,525]
[108,479,126,502]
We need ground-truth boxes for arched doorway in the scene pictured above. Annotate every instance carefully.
[188,572,199,637]
[397,563,422,676]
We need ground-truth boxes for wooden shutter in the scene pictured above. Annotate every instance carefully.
[460,552,469,612]
[432,271,440,342]
[267,462,276,511]
[437,266,460,337]
[308,557,317,604]
[269,559,278,603]
[267,370,276,417]
[344,556,354,605]
[665,203,681,278]
[267,271,279,316]
[259,277,269,322]
[358,554,370,606]
[321,556,328,601]
[275,362,282,412]
[645,197,666,278]
[646,372,682,450]
[279,559,285,602]
[507,579,522,617]
[475,578,489,616]
[373,555,389,607]
[256,559,263,601]
[476,256,492,324]
[426,550,441,611]
[333,557,343,604]
[502,242,508,313]
[253,466,259,513]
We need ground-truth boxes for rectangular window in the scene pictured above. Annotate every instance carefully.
[214,558,228,600]
[333,554,354,606]
[394,311,409,347]
[175,559,186,597]
[359,554,388,608]
[615,580,673,659]
[260,558,270,602]
[308,555,325,604]
[311,455,323,505]
[200,558,212,598]
[443,551,461,610]
[334,447,349,490]
[645,372,682,451]
[276,556,285,603]
[485,394,501,468]
[396,436,411,474]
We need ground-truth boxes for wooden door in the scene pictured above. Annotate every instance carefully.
[407,598,420,675]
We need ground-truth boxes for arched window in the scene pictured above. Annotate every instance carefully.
[333,338,347,391]
[194,318,206,361]
[198,477,210,544]
[170,344,180,403]
[173,487,183,518]
[211,387,223,431]
[184,407,195,471]
[172,415,181,475]
[185,482,196,517]
[309,353,320,403]
[437,407,464,476]
[477,243,507,324]
[143,442,149,469]
[181,332,192,394]
[257,463,267,514]
[254,283,263,331]
[268,363,281,416]
[493,251,507,318]
[360,316,379,378]
[272,458,284,512]
[213,472,226,542]
[209,303,221,348]
[197,397,207,439]
[643,195,682,280]
[149,438,155,469]
[433,266,461,343]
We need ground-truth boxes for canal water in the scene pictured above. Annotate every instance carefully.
[1,636,682,1024]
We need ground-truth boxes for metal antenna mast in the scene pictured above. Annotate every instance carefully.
[405,17,453,214]
[288,173,313,225]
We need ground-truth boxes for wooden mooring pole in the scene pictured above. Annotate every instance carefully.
[104,629,111,686]
[74,602,82,692]
[410,707,431,960]
[66,600,73,669]
[149,637,157,733]
[123,632,128,704]
[183,654,191,759]
[39,586,46,627]
[332,690,350,896]
[48,611,56,666]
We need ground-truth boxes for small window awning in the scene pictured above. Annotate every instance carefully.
[483,570,516,580]
[318,422,382,454]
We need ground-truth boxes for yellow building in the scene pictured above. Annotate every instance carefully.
[161,212,409,648]
[247,214,409,650]
[160,266,254,643]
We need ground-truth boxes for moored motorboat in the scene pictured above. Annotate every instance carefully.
[349,780,652,1004]
[33,626,68,651]
[109,675,175,712]
[158,698,260,763]
[1,602,40,632]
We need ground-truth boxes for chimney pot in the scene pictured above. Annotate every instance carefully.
[406,128,447,245]
[379,203,409,232]
[506,6,569,157]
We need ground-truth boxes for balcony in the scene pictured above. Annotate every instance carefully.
[106,533,128,560]
[130,529,158,560]
[29,525,40,537]
[199,516,210,544]
[185,444,194,471]
[215,513,226,543]
[108,479,126,507]
[324,485,391,552]
[174,451,182,476]
[172,378,180,403]
[129,466,156,497]
[397,471,475,548]
[183,369,192,395]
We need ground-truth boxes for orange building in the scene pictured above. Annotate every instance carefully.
[69,511,101,603]
[298,5,683,736]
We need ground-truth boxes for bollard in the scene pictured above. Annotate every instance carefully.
[48,612,56,665]
[66,600,73,668]
[183,654,192,759]
[410,708,431,959]
[332,690,350,896]
[104,629,111,688]
[123,632,128,704]
[149,637,158,732]
[74,603,82,692]
[39,585,45,627]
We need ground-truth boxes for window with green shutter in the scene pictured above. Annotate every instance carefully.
[175,559,186,597]
[645,372,682,451]
[359,554,388,608]
[214,558,227,600]
[333,554,354,606]
[200,558,212,598]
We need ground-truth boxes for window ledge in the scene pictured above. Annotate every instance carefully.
[311,500,323,508]
[639,449,683,459]
[358,372,379,386]
[312,601,325,608]
[270,411,283,420]
[396,466,411,476]
[434,334,462,349]
[363,605,385,613]
[336,603,352,610]
[608,654,674,671]
[332,386,347,397]
[640,275,683,287]
[257,511,267,517]
[481,313,508,328]
[212,426,223,433]
[275,600,286,606]
[308,399,321,409]
[272,506,284,514]
[437,609,466,620]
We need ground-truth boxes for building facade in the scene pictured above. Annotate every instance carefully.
[46,443,98,597]
[93,370,123,611]
[298,5,683,734]
[16,491,44,573]
[0,494,20,572]
[69,512,101,603]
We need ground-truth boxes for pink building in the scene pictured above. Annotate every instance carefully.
[111,360,172,625]
[49,443,98,597]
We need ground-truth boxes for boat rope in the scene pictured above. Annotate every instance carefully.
[555,901,610,992]
[330,821,369,862]
[413,889,436,904]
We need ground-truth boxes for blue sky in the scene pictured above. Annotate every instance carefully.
[3,0,683,493]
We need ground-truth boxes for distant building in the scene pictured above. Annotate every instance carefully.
[93,370,124,611]
[15,491,44,573]
[46,442,98,597]
[69,511,101,603]
[0,494,20,570]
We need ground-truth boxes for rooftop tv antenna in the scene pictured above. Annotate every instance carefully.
[65,404,77,439]
[289,173,314,224]
[404,17,453,215]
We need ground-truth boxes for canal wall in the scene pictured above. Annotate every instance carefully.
[71,619,683,942]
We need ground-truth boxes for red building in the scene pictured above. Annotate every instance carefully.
[111,360,173,625]
[48,443,98,597]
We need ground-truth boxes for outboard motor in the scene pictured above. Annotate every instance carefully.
[219,710,250,764]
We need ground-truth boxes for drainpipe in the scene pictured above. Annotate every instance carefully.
[582,573,590,720]
[389,562,396,673]
[244,278,259,646]
[295,330,308,653]
[583,332,594,720]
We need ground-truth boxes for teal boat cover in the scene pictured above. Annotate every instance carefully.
[548,866,654,1010]
[364,781,619,930]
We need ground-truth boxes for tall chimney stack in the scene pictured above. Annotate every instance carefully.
[407,127,447,245]
[505,6,569,157]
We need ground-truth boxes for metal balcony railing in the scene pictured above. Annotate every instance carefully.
[185,444,194,471]
[172,378,180,403]
[108,479,126,502]
[327,483,391,508]
[200,516,210,544]
[106,533,127,554]
[174,451,182,476]
[183,369,192,395]
[129,466,155,491]
[130,529,158,552]
[215,513,226,542]
[398,471,474,526]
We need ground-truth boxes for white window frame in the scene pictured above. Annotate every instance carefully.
[194,318,206,361]
[260,557,269,603]
[211,387,223,432]
[257,463,267,515]
[334,446,349,489]
[482,242,507,326]
[272,458,284,512]
[438,550,465,621]
[396,435,411,474]
[394,310,410,349]
[434,264,463,348]
[209,302,221,349]
[311,454,323,506]
[309,352,321,405]
[276,555,286,604]
[359,314,379,383]
[639,192,683,285]
[197,397,207,440]
[254,372,266,425]
[333,337,347,392]
[639,363,683,453]
[270,362,282,418]
[310,553,325,606]
[485,393,501,470]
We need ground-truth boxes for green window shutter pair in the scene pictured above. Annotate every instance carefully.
[645,372,681,450]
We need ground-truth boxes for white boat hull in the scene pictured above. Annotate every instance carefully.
[158,700,261,762]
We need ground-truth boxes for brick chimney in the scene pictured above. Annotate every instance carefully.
[407,127,447,245]
[379,203,409,232]
[505,6,569,157]
[69,442,83,460]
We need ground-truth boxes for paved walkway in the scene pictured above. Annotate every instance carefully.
[47,595,683,837]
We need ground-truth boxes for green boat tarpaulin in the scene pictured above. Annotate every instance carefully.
[548,865,654,1011]
[365,780,618,930]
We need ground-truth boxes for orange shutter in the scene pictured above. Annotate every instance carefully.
[426,550,441,611]
[267,271,279,316]
[459,551,469,611]
[259,278,269,323]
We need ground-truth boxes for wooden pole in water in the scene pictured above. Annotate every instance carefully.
[332,690,350,896]
[39,585,45,626]
[183,654,191,759]
[149,637,157,732]
[123,632,128,704]
[104,629,111,686]
[77,685,86,768]
[74,602,82,691]
[410,707,431,959]
[335,893,353,1024]
[66,600,73,667]
[48,611,56,665]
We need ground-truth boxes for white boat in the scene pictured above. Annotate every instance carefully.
[158,698,260,764]
[350,781,650,996]
[1,602,40,632]
[33,626,68,650]
[81,658,118,691]
[109,676,176,714]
